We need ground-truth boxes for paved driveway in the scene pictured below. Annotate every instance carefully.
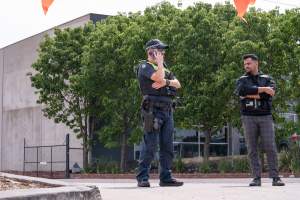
[62,178,300,200]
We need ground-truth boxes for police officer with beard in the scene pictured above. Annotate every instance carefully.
[136,39,183,187]
[235,54,285,187]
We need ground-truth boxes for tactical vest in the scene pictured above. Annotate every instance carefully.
[136,60,177,97]
[146,61,171,73]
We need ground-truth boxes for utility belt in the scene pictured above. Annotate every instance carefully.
[141,95,173,133]
[142,95,173,110]
[142,100,172,112]
[152,102,171,111]
[142,86,177,98]
[143,95,173,103]
[242,99,271,112]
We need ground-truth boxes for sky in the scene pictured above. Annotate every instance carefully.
[0,0,299,48]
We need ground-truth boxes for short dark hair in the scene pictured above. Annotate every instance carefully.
[243,54,258,61]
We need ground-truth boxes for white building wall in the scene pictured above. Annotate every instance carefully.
[0,14,96,171]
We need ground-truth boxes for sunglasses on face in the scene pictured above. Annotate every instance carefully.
[157,49,166,54]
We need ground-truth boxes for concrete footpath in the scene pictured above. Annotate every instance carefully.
[62,178,300,200]
[0,172,101,199]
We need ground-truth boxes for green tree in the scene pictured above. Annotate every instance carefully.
[83,2,183,171]
[222,7,300,132]
[31,24,95,169]
[170,2,237,162]
[272,8,300,142]
[83,14,145,171]
[31,2,300,171]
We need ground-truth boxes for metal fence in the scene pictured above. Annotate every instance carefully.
[23,134,83,178]
[134,140,231,161]
[173,141,229,158]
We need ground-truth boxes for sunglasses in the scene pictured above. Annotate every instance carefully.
[157,49,166,54]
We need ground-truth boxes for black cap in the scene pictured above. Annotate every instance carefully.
[145,39,169,50]
[243,54,258,61]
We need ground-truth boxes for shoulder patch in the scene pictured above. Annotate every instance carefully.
[141,63,146,69]
[259,74,270,78]
[239,75,248,79]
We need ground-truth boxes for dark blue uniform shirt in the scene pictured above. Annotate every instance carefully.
[235,72,275,116]
[137,61,177,98]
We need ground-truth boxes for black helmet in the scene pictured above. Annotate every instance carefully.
[145,39,169,50]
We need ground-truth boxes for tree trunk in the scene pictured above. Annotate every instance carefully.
[120,128,129,172]
[82,131,89,170]
[203,130,211,163]
[227,124,233,156]
[88,116,95,165]
[82,115,89,170]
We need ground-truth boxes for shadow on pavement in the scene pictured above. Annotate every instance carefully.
[221,185,250,188]
[102,186,160,189]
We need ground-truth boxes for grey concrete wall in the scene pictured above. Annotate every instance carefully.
[57,15,91,30]
[2,107,42,171]
[0,14,97,171]
[0,49,3,170]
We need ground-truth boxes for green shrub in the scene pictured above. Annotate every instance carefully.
[289,142,300,174]
[279,150,291,172]
[217,159,233,173]
[232,157,250,172]
[82,166,94,173]
[278,142,300,174]
[92,157,120,174]
[174,157,185,173]
[199,162,212,173]
[290,157,300,174]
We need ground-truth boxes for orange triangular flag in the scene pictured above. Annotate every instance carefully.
[42,0,55,15]
[234,0,256,21]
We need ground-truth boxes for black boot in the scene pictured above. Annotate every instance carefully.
[137,179,150,187]
[272,177,285,186]
[159,178,184,187]
[249,177,261,186]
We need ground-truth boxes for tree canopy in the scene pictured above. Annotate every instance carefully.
[31,2,300,170]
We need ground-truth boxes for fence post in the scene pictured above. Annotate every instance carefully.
[23,138,25,175]
[197,131,201,157]
[36,147,39,177]
[65,134,70,178]
[50,146,53,178]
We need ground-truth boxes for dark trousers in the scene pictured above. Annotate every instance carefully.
[136,108,174,182]
[241,115,279,178]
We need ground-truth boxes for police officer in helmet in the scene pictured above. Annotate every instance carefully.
[136,39,183,187]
